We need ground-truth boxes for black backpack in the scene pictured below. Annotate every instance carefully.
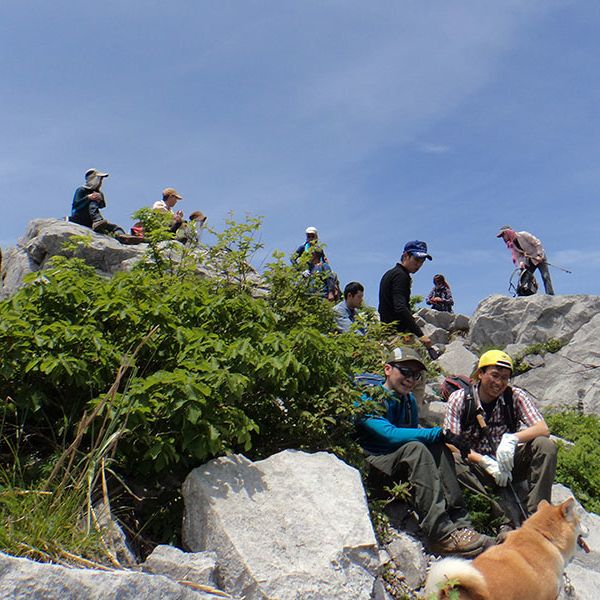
[460,385,517,434]
[516,269,538,297]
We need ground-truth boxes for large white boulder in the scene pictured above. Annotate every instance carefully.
[513,311,600,413]
[182,450,379,600]
[468,294,600,354]
[435,340,478,376]
[0,218,146,298]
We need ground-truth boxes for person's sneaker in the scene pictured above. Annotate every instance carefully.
[430,528,491,558]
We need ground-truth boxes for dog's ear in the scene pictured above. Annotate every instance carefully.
[561,497,576,521]
[537,499,550,511]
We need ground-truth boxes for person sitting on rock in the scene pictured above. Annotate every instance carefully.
[304,248,339,302]
[153,187,185,233]
[443,349,557,535]
[425,274,454,313]
[356,346,492,557]
[333,281,365,334]
[176,210,208,245]
[70,168,126,236]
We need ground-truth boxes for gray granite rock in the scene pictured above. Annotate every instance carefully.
[182,450,379,600]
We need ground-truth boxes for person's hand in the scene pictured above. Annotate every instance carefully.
[432,297,442,303]
[479,455,512,487]
[496,433,519,472]
[427,347,440,360]
[88,192,102,202]
[419,335,432,347]
[440,429,471,459]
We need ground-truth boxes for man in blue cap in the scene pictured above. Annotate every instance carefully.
[378,240,435,356]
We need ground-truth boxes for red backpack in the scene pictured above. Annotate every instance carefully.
[440,374,473,401]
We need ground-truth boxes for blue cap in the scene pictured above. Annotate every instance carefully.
[403,240,432,260]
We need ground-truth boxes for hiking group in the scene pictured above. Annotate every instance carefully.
[69,168,561,559]
[69,168,207,245]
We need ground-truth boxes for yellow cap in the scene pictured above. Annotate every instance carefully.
[477,350,513,372]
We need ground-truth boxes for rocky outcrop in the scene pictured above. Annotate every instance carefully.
[182,450,380,600]
[0,552,233,599]
[0,218,268,300]
[0,219,146,298]
[513,311,600,413]
[468,294,600,356]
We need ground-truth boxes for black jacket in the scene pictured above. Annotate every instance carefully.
[378,263,424,337]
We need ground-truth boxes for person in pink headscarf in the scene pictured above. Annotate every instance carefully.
[496,226,554,295]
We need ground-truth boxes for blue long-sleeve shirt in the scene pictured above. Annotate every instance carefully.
[356,385,442,455]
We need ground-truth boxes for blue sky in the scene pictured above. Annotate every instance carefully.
[2,1,599,314]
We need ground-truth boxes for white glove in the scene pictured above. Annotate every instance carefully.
[479,455,512,487]
[496,433,519,472]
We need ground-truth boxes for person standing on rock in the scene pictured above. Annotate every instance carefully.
[496,225,555,295]
[70,168,126,236]
[378,240,437,358]
[356,346,493,557]
[443,349,557,535]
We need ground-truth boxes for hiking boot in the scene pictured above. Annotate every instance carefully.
[496,524,514,544]
[430,528,491,558]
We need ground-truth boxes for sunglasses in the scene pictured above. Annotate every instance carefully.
[390,364,423,381]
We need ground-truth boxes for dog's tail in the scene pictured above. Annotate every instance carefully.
[424,557,490,600]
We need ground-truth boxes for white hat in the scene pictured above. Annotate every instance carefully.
[305,226,318,235]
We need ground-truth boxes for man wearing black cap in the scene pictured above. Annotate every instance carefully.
[70,168,126,236]
[356,346,491,557]
[378,240,435,354]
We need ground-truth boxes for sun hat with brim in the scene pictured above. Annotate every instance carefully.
[385,347,427,370]
[403,240,432,260]
[162,187,183,200]
[496,225,512,238]
[85,168,109,179]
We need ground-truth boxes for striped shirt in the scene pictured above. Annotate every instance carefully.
[443,385,543,455]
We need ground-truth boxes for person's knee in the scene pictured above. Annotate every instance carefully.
[531,436,557,458]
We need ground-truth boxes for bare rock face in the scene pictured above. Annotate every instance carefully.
[513,311,600,413]
[142,546,218,588]
[0,552,230,599]
[468,294,600,355]
[182,450,380,600]
[0,218,146,298]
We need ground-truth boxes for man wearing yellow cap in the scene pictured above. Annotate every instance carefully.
[443,350,556,531]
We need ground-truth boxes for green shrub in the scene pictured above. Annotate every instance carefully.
[546,411,600,513]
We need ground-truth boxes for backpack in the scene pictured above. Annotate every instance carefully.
[354,372,385,388]
[516,268,538,297]
[460,385,517,434]
[440,374,473,401]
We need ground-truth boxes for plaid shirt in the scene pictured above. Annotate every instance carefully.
[443,385,543,456]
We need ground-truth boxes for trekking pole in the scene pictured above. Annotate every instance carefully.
[546,262,572,274]
[476,414,528,522]
[522,252,572,274]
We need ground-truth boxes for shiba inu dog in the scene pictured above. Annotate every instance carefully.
[425,497,589,600]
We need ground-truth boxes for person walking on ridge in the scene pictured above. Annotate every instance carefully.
[496,226,555,295]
